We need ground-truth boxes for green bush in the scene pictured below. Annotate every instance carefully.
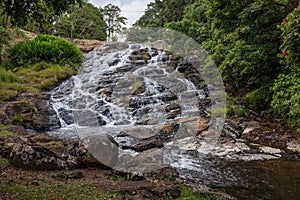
[7,35,83,71]
[271,73,300,133]
[245,86,273,111]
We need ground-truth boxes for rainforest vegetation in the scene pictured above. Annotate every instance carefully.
[135,0,300,132]
[0,0,299,132]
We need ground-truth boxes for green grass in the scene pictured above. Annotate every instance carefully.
[0,183,124,200]
[179,186,225,200]
[0,182,225,200]
[0,62,75,102]
[0,130,16,136]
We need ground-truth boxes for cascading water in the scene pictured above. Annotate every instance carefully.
[48,42,300,200]
[50,43,206,139]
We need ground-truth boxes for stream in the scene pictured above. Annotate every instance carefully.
[48,42,300,200]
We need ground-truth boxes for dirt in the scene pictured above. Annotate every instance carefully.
[0,161,181,200]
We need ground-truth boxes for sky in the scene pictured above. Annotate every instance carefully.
[89,0,153,27]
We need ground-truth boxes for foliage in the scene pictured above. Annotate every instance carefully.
[279,4,300,73]
[7,35,83,71]
[55,2,107,40]
[101,4,127,41]
[271,72,300,132]
[0,0,83,29]
[136,0,299,123]
[270,4,300,132]
[134,0,192,27]
[245,86,273,111]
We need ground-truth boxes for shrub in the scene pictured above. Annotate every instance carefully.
[245,86,273,111]
[271,73,300,133]
[7,35,83,71]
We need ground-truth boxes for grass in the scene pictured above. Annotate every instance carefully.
[0,183,124,200]
[179,186,225,200]
[0,62,75,102]
[0,182,225,200]
[0,130,16,136]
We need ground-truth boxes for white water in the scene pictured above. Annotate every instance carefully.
[46,43,300,200]
[49,43,206,140]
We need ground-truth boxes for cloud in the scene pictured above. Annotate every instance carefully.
[89,0,121,8]
[120,0,153,27]
[89,0,153,27]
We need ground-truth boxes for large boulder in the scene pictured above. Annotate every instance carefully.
[0,93,61,133]
[0,134,119,170]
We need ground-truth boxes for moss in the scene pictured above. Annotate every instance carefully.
[132,80,145,95]
[199,81,207,90]
[0,157,9,163]
[12,114,25,125]
[0,130,16,136]
[36,140,63,149]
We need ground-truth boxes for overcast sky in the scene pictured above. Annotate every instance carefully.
[89,0,153,27]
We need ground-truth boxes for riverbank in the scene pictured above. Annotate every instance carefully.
[0,38,299,200]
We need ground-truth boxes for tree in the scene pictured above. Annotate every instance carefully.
[0,25,9,63]
[134,0,193,27]
[101,4,127,41]
[55,2,107,40]
[0,0,83,28]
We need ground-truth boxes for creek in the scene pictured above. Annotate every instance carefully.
[48,43,300,200]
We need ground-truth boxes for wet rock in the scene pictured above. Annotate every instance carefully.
[122,135,163,152]
[287,140,300,153]
[177,62,192,73]
[77,135,119,169]
[221,120,243,140]
[116,65,132,73]
[99,89,112,98]
[158,55,170,63]
[158,123,180,142]
[116,148,168,174]
[258,146,282,155]
[0,94,61,132]
[58,108,74,125]
[108,58,121,66]
[132,107,151,117]
[159,92,177,102]
[97,116,107,126]
[165,103,181,119]
[129,97,159,109]
[75,110,101,126]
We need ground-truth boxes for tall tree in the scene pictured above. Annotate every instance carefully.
[101,4,127,41]
[55,2,107,40]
